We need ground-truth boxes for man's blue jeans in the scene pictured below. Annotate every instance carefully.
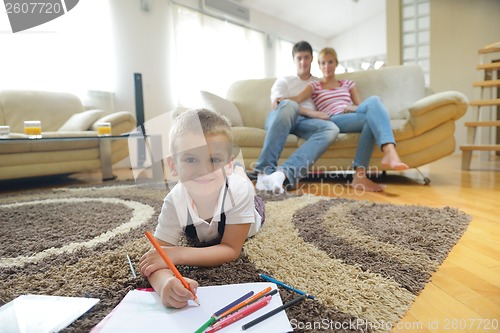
[254,100,339,186]
[330,96,395,169]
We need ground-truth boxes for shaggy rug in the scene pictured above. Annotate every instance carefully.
[0,182,471,333]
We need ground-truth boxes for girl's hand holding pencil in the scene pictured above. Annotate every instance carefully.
[144,231,200,308]
[158,275,199,309]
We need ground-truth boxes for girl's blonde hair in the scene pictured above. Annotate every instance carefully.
[318,47,338,64]
[169,108,233,155]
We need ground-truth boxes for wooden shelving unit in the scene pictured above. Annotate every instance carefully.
[460,41,500,170]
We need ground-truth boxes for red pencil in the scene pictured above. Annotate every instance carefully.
[144,231,200,305]
[206,296,272,333]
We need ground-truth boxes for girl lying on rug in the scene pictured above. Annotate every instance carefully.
[139,108,265,308]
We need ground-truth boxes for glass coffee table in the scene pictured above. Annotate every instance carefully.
[0,133,164,181]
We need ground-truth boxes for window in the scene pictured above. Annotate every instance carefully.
[275,39,294,78]
[172,5,266,106]
[401,0,430,85]
[0,0,114,96]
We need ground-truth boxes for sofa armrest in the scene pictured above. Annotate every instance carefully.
[408,91,468,136]
[92,111,136,135]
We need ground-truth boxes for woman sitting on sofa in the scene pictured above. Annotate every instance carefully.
[286,47,409,192]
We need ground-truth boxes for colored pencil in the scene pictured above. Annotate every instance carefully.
[126,254,137,278]
[215,287,271,320]
[193,291,254,333]
[259,273,316,300]
[194,317,216,333]
[213,291,254,318]
[241,294,307,330]
[144,231,200,305]
[207,296,272,333]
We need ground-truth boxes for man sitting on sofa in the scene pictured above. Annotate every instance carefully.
[254,41,339,193]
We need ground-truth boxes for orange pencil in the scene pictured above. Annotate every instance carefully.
[144,231,200,305]
[216,286,273,319]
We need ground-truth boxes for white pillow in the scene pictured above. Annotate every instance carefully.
[200,91,243,127]
[58,109,105,131]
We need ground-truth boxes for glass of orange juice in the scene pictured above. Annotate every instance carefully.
[97,122,112,137]
[24,120,42,139]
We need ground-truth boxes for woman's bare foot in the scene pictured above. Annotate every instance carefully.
[381,143,409,170]
[350,169,386,192]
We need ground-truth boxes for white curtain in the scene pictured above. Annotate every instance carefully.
[275,39,294,78]
[0,0,114,96]
[172,5,266,107]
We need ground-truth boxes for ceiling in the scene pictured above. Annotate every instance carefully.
[237,0,385,40]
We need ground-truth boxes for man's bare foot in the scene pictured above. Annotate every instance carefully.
[381,144,409,170]
[350,175,386,192]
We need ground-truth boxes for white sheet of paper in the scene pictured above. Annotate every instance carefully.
[94,282,293,333]
[0,294,99,333]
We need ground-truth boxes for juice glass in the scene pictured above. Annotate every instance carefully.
[24,121,42,139]
[97,122,112,137]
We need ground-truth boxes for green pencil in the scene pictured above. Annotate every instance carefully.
[193,316,216,333]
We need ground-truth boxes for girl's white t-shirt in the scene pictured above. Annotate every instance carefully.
[154,173,262,244]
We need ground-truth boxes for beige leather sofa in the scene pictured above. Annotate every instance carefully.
[200,65,468,182]
[0,90,136,180]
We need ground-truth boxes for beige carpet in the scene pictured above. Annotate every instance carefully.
[0,182,471,332]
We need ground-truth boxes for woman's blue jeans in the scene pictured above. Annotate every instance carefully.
[330,96,395,169]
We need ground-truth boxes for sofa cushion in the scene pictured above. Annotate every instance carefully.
[226,78,275,129]
[90,111,136,135]
[58,109,105,131]
[232,126,298,148]
[336,65,425,120]
[0,90,85,132]
[200,91,243,127]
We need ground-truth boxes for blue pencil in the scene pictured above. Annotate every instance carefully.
[259,273,316,300]
[213,290,254,317]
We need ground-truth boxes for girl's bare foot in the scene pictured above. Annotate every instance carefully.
[350,169,386,192]
[381,143,409,170]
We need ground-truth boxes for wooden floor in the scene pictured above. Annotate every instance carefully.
[1,154,498,332]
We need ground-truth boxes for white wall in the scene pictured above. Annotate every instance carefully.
[109,0,325,122]
[430,0,500,152]
[327,12,387,63]
[109,0,174,121]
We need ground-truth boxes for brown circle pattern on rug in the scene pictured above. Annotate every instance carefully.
[0,197,155,269]
[0,183,471,333]
[1,201,130,258]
